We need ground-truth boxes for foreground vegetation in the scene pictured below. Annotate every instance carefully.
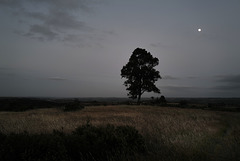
[0,123,145,161]
[0,105,240,161]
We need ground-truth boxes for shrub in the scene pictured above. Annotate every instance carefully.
[0,132,69,161]
[179,100,188,107]
[63,99,84,112]
[159,95,167,104]
[71,124,145,158]
[0,124,145,161]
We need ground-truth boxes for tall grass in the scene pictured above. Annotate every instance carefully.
[0,123,145,161]
[0,105,240,161]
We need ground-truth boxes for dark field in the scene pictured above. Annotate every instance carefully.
[0,97,240,161]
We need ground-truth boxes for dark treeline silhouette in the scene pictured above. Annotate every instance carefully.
[1,97,240,112]
[0,98,59,111]
[0,98,86,112]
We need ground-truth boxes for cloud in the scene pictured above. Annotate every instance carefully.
[28,24,58,40]
[23,11,47,21]
[35,0,94,12]
[162,75,178,80]
[159,85,201,97]
[24,9,92,32]
[0,0,94,11]
[0,0,21,8]
[24,10,93,42]
[62,34,83,43]
[187,76,198,79]
[159,85,214,97]
[161,85,195,91]
[214,74,240,91]
[214,84,240,90]
[162,75,197,80]
[0,0,98,44]
[216,74,240,83]
[0,67,16,77]
[47,77,67,81]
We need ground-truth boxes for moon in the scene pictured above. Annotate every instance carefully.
[198,28,202,32]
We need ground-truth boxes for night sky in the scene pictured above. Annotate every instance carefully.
[0,0,240,97]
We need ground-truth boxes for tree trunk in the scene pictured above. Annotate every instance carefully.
[137,94,141,105]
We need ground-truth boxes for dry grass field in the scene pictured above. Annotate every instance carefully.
[1,105,240,161]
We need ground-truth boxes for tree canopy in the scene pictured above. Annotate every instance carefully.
[121,48,161,104]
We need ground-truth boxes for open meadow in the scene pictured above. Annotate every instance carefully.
[1,105,240,161]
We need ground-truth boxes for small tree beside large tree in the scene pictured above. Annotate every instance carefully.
[121,48,161,104]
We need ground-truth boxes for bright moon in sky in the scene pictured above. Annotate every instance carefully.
[198,28,202,32]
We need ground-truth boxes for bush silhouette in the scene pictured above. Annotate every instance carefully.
[179,100,188,107]
[69,124,145,160]
[63,99,84,111]
[0,124,145,161]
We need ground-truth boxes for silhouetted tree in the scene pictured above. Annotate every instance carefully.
[159,95,167,104]
[121,48,161,104]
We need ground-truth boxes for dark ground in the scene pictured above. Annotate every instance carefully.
[0,97,240,112]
